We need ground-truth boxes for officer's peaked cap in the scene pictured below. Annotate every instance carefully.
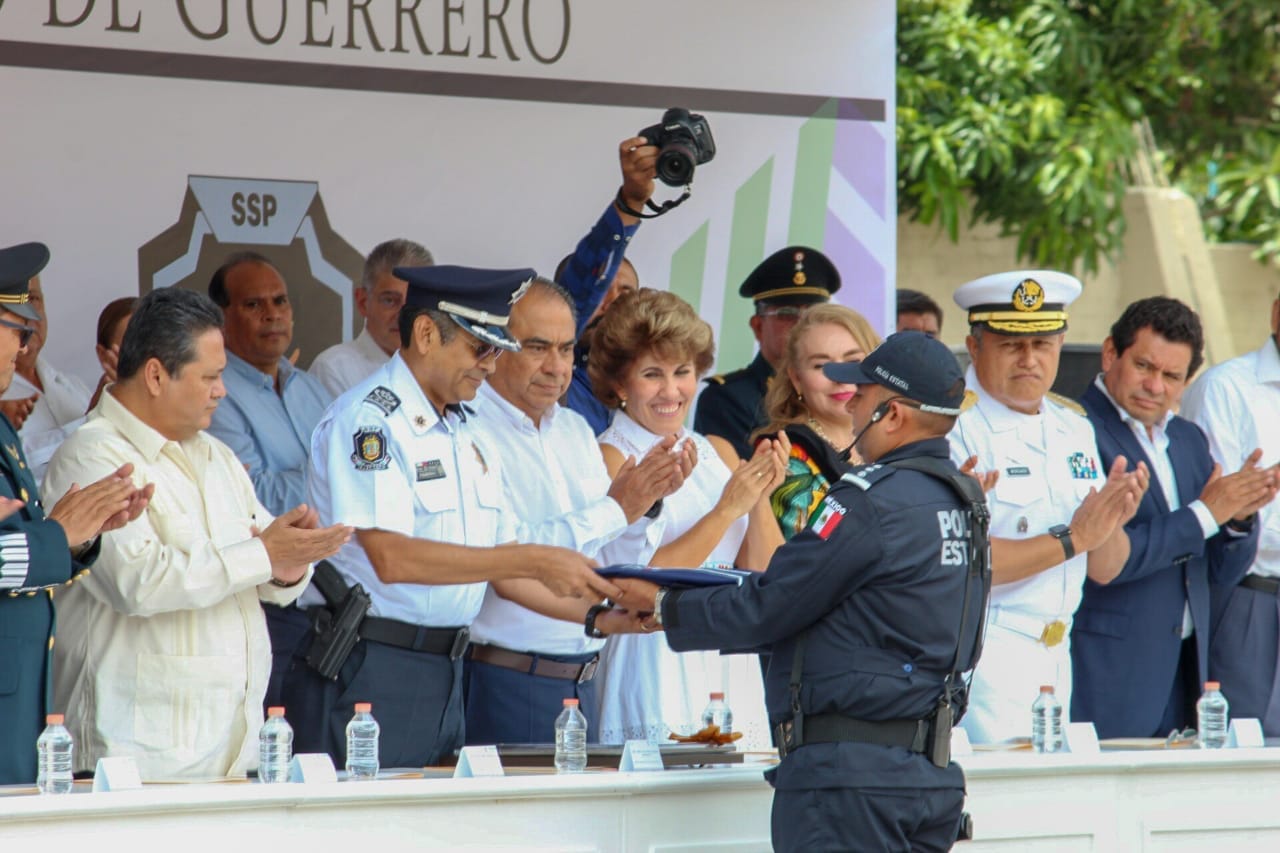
[739,246,840,306]
[953,269,1082,336]
[394,264,535,352]
[0,242,49,323]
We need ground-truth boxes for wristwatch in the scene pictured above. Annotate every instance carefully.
[584,603,611,638]
[644,498,664,520]
[1048,524,1075,561]
[653,588,668,628]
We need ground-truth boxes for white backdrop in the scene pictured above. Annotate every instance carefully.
[0,0,895,385]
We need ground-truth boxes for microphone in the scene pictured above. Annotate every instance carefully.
[850,400,893,450]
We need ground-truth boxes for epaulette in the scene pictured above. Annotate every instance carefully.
[362,386,401,416]
[838,463,897,492]
[1047,391,1087,417]
[960,390,978,413]
[706,374,726,386]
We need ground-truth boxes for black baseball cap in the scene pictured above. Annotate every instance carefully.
[823,331,965,415]
[0,242,48,322]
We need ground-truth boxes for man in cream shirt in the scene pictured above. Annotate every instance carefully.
[45,288,351,781]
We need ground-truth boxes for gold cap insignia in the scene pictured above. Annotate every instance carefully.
[1012,279,1045,313]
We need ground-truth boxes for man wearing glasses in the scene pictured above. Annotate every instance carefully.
[287,265,622,770]
[694,246,840,460]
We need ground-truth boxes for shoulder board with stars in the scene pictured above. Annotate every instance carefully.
[1046,391,1087,417]
[838,463,897,492]
[960,390,978,413]
[362,386,401,417]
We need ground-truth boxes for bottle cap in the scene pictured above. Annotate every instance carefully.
[355,702,372,713]
[1039,685,1054,693]
[1204,681,1221,691]
[46,713,64,725]
[563,698,580,707]
[709,692,725,700]
[267,706,285,717]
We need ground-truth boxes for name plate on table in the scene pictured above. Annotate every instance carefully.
[454,745,505,778]
[1063,722,1100,754]
[619,740,664,772]
[92,756,142,792]
[289,753,337,783]
[1229,718,1265,748]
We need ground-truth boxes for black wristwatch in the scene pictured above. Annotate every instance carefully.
[644,498,664,520]
[1226,515,1257,534]
[584,603,611,638]
[1048,524,1075,560]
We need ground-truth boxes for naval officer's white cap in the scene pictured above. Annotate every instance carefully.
[953,270,1083,336]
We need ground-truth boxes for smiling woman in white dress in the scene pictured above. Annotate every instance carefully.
[588,289,787,748]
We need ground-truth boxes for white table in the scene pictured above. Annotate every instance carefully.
[4,749,1280,851]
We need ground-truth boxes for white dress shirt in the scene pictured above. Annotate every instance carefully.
[3,356,92,483]
[44,390,309,780]
[949,366,1102,742]
[1181,339,1280,578]
[304,353,517,626]
[309,327,391,398]
[466,382,662,656]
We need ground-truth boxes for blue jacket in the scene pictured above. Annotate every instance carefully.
[1071,381,1258,738]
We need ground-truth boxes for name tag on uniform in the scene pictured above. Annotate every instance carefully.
[416,460,446,482]
[1005,466,1031,477]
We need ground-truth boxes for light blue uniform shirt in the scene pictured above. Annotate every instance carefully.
[208,352,333,517]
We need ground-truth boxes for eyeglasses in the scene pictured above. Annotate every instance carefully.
[0,317,35,348]
[757,306,806,321]
[466,335,505,363]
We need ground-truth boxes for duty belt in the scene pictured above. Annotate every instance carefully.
[359,616,470,660]
[466,643,599,683]
[775,713,931,759]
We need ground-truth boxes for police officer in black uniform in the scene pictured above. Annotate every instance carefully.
[0,242,152,785]
[608,331,990,852]
[693,246,840,460]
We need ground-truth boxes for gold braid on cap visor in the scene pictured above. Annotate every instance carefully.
[967,310,1068,334]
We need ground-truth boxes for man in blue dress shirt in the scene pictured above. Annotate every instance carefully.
[207,251,333,707]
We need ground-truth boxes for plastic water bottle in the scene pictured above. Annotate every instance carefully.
[1197,681,1230,749]
[1031,685,1064,753]
[36,713,74,795]
[554,698,588,774]
[346,702,380,780]
[701,692,733,733]
[258,706,292,783]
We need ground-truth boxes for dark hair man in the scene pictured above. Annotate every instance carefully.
[896,288,943,337]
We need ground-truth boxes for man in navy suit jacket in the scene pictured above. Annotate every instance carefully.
[1072,297,1277,739]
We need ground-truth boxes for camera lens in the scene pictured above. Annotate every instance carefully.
[656,144,696,187]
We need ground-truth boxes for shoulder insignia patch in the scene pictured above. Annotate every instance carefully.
[1047,391,1087,417]
[351,427,390,471]
[363,386,401,417]
[839,463,896,492]
[810,494,848,540]
[960,390,978,413]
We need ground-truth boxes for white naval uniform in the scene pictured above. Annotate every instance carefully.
[308,327,392,398]
[303,352,517,623]
[949,366,1102,743]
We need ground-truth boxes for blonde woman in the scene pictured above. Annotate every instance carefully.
[755,304,881,539]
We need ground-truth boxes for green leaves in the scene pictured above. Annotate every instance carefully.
[897,0,1280,271]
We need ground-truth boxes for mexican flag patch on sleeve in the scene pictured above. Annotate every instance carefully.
[810,496,847,540]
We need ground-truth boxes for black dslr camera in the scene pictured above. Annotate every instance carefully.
[639,108,716,187]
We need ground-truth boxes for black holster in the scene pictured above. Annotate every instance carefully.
[303,560,371,681]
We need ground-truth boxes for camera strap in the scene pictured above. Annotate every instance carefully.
[615,186,692,219]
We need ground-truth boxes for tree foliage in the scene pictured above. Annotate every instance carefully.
[898,0,1280,272]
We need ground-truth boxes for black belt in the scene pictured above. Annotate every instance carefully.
[775,713,930,759]
[359,616,470,660]
[1241,575,1280,596]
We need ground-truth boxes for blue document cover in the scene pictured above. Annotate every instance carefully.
[596,565,752,588]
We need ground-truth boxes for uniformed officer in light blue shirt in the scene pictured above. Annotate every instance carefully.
[285,265,622,769]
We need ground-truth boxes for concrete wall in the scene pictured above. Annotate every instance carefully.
[897,188,1280,369]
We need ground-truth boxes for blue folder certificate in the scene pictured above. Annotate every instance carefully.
[595,565,752,588]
